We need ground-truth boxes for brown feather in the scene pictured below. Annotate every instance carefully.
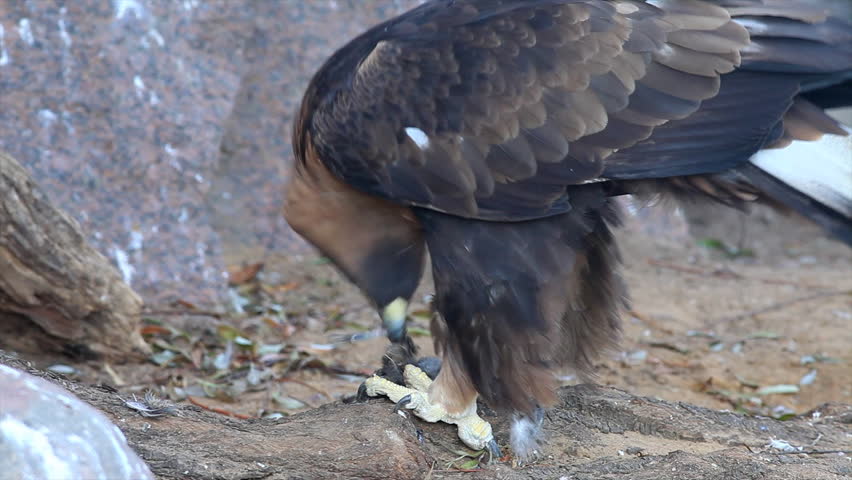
[284,137,426,308]
[304,0,751,220]
[418,187,624,413]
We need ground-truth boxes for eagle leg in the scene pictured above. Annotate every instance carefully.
[363,364,499,457]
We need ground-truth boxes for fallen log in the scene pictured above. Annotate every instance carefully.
[0,151,148,358]
[2,352,850,480]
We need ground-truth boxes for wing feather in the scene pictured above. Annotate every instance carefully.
[304,0,749,220]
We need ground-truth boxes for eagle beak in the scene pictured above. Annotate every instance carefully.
[382,297,408,343]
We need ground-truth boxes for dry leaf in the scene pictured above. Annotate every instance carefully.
[227,262,264,285]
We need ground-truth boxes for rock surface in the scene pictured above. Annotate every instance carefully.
[0,362,154,480]
[0,0,425,306]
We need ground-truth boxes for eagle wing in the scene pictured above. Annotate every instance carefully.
[291,0,852,420]
[304,0,751,220]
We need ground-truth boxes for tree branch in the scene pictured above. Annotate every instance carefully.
[0,151,148,358]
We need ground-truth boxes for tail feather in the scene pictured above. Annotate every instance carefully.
[750,125,852,217]
[722,0,852,76]
[708,0,852,245]
[742,125,852,245]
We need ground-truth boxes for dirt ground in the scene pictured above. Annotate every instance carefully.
[8,201,851,468]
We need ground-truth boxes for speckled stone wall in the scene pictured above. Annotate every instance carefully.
[0,0,425,306]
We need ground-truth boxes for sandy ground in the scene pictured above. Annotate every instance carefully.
[10,202,851,443]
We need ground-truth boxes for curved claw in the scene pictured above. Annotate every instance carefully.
[352,383,370,403]
[415,356,442,380]
[393,393,413,413]
[487,439,503,463]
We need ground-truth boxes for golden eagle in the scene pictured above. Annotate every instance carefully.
[284,0,852,459]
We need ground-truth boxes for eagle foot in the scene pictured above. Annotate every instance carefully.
[363,364,499,457]
[351,336,439,403]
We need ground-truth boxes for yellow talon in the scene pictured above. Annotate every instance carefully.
[362,365,494,451]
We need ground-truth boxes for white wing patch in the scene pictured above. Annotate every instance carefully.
[405,127,430,150]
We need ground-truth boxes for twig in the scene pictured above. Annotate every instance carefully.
[647,259,832,290]
[279,377,334,400]
[771,450,852,456]
[642,341,690,355]
[289,395,317,409]
[141,308,228,319]
[707,290,850,327]
[647,259,709,276]
[627,309,675,335]
[808,433,823,448]
[187,396,253,419]
[102,363,126,387]
[323,364,375,377]
[423,462,436,480]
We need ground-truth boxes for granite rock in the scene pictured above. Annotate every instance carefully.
[0,363,154,480]
[0,0,425,306]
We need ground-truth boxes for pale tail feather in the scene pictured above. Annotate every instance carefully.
[744,124,852,244]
